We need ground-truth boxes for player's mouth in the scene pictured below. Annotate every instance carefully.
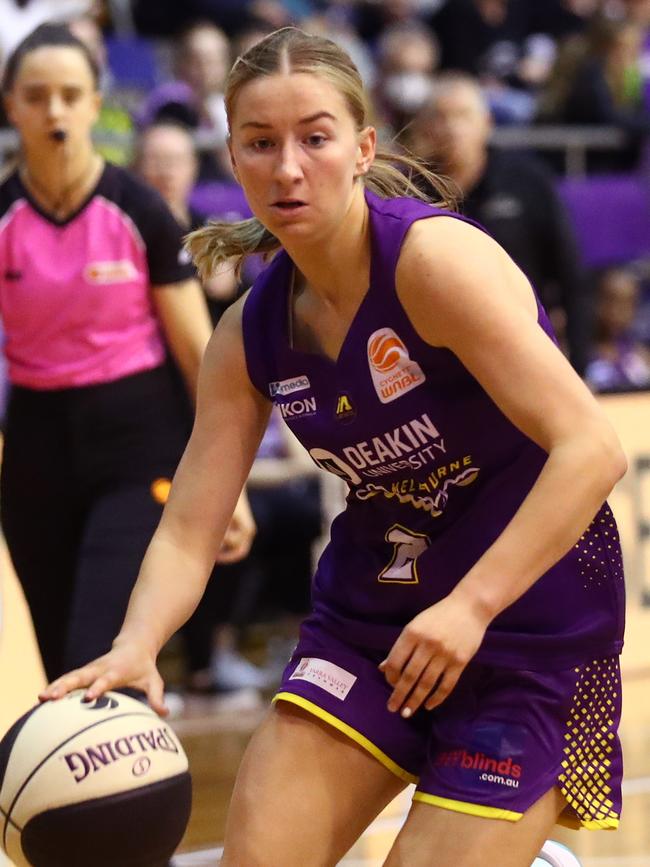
[271,199,307,212]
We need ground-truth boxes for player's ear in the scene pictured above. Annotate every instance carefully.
[355,126,376,178]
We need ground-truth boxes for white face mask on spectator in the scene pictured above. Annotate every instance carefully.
[384,72,434,113]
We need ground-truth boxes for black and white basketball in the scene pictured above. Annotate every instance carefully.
[0,690,191,867]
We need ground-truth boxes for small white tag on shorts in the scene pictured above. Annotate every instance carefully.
[289,657,357,700]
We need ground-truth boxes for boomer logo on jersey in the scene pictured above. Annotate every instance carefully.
[367,328,425,404]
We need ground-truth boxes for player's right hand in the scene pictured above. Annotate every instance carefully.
[38,636,168,717]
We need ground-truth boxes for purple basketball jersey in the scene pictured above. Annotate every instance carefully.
[242,189,625,670]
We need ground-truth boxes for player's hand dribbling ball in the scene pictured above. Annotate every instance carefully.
[0,691,191,867]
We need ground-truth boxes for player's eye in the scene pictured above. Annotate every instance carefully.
[305,134,327,147]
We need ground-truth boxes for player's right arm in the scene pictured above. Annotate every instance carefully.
[39,296,272,714]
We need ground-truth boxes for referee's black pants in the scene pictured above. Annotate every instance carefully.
[0,364,192,682]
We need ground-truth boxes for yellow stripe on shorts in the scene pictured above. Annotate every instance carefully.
[273,691,418,785]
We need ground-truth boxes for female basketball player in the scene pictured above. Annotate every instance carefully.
[42,28,627,867]
[0,24,254,683]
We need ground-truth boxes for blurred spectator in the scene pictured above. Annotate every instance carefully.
[412,71,590,373]
[232,22,276,58]
[131,0,303,38]
[616,0,650,114]
[0,0,92,70]
[353,0,428,45]
[212,408,323,689]
[135,121,201,229]
[527,0,602,42]
[427,0,540,122]
[139,20,231,180]
[135,120,242,323]
[374,22,439,136]
[245,408,322,621]
[68,14,134,165]
[585,266,650,390]
[538,13,650,171]
[301,11,377,89]
[613,0,650,27]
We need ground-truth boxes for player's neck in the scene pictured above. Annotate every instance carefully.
[284,186,370,307]
[20,144,103,220]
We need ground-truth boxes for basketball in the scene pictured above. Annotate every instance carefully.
[533,840,583,866]
[0,690,192,867]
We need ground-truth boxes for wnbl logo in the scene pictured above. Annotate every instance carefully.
[367,328,425,404]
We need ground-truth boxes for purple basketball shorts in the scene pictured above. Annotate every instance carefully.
[274,618,622,829]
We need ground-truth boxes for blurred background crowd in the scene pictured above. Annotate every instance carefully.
[0,0,649,712]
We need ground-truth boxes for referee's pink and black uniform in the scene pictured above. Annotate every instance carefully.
[0,163,194,680]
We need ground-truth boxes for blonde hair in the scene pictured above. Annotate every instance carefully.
[186,27,456,280]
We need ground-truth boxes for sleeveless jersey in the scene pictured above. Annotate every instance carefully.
[242,189,625,670]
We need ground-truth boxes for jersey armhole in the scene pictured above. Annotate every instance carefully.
[241,284,275,400]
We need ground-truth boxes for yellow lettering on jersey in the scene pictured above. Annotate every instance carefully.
[336,395,353,416]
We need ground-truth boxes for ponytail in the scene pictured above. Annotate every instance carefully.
[185,153,458,280]
[185,217,278,282]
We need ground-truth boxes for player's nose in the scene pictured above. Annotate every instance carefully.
[273,140,304,184]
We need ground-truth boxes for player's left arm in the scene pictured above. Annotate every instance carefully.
[381,216,627,717]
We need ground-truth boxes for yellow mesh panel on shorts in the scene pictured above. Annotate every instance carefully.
[574,507,624,588]
[557,658,620,830]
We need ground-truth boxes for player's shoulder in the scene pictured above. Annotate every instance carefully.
[366,188,447,223]
[396,209,515,312]
[401,209,493,264]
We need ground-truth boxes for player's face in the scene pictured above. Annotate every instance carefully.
[4,46,101,153]
[228,72,375,245]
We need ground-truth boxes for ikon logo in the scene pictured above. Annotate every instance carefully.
[279,396,317,419]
